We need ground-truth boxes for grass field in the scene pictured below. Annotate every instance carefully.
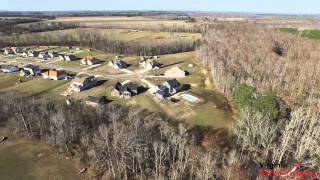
[279,27,320,39]
[0,128,88,180]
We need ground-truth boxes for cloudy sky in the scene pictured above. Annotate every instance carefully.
[1,0,319,14]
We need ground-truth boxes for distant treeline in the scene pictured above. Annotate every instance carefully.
[0,29,197,56]
[81,23,202,33]
[0,11,188,18]
[0,18,79,35]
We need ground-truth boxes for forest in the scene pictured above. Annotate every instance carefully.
[197,22,320,176]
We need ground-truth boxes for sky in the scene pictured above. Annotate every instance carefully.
[1,0,320,14]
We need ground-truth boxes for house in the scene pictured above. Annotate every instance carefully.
[27,50,39,57]
[38,52,49,60]
[163,79,183,95]
[154,85,168,100]
[139,59,161,70]
[1,65,19,73]
[81,56,100,65]
[23,64,41,75]
[22,51,28,57]
[11,47,23,54]
[153,79,183,100]
[42,69,67,80]
[164,66,186,78]
[48,51,58,58]
[4,48,14,55]
[69,75,97,92]
[59,54,76,61]
[108,59,127,69]
[85,96,107,107]
[111,82,139,98]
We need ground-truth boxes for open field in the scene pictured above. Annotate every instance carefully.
[279,27,320,39]
[0,128,88,180]
[13,28,201,42]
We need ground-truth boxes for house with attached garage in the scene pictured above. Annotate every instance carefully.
[68,75,98,92]
[23,64,41,75]
[4,48,14,55]
[48,51,58,58]
[1,65,19,73]
[81,56,101,65]
[108,59,127,69]
[38,52,49,60]
[27,50,39,57]
[42,69,67,80]
[111,82,139,98]
[139,58,161,70]
[59,54,77,61]
[154,79,184,100]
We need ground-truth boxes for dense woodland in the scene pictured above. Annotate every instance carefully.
[197,22,320,176]
[0,92,244,180]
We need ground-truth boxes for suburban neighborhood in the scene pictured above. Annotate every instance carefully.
[0,46,206,111]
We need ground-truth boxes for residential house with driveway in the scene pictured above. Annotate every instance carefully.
[154,79,184,100]
[139,58,161,70]
[23,64,41,75]
[111,82,139,98]
[42,69,67,80]
[81,56,100,65]
[27,50,39,57]
[108,59,127,69]
[4,48,14,55]
[59,54,77,61]
[68,75,97,92]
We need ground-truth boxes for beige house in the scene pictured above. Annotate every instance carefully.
[164,67,186,78]
[42,69,67,80]
[81,56,100,65]
[68,75,97,92]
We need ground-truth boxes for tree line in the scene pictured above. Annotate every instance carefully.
[0,29,196,56]
[0,92,242,179]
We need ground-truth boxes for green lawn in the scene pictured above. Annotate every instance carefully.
[279,27,320,39]
[0,128,87,180]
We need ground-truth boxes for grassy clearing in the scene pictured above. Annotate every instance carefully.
[21,28,200,42]
[0,128,87,180]
[2,77,69,97]
[279,27,320,39]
